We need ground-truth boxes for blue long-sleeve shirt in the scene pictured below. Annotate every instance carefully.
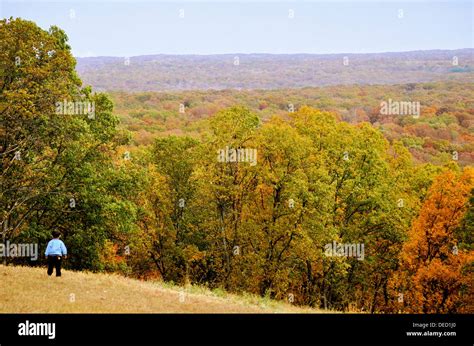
[45,239,67,256]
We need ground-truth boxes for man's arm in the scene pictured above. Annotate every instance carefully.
[61,241,67,256]
[45,241,50,256]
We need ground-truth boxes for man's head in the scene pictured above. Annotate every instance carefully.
[52,230,61,239]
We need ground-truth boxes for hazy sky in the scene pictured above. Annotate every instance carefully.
[2,0,473,57]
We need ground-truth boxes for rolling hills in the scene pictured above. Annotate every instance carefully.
[76,49,474,92]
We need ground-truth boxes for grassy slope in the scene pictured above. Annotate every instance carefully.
[0,265,327,313]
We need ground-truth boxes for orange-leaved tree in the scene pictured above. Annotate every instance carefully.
[390,168,474,313]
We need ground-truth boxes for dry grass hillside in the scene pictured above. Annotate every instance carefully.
[0,265,328,313]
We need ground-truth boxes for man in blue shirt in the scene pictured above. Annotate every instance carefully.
[45,231,67,277]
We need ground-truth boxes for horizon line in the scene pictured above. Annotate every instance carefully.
[74,47,474,59]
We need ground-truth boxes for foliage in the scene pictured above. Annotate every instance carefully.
[389,169,474,313]
[2,18,473,313]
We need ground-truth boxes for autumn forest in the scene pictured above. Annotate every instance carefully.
[1,17,473,315]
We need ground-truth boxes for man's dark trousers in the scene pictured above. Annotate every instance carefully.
[47,255,62,277]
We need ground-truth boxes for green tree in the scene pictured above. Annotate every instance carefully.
[1,18,134,270]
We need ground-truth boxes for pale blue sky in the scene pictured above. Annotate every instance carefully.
[2,0,473,57]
